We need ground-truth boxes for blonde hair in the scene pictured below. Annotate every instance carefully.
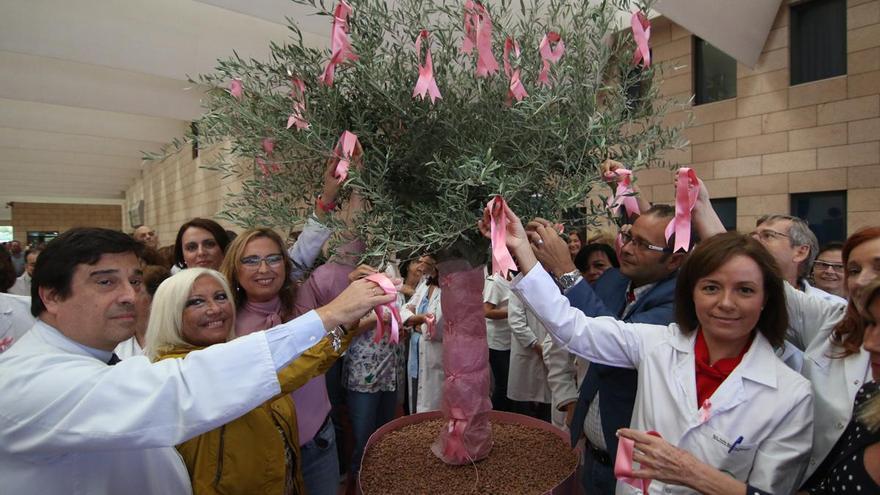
[144,268,236,360]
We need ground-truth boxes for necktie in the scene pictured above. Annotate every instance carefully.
[625,287,636,305]
[107,353,121,365]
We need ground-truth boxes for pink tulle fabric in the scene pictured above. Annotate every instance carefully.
[431,262,493,464]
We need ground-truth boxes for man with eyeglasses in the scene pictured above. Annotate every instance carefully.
[529,203,688,495]
[750,215,845,305]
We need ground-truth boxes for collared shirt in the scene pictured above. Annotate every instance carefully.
[484,274,513,350]
[8,272,31,296]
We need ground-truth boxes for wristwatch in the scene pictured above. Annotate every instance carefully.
[557,269,583,291]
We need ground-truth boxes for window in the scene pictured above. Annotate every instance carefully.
[790,191,847,246]
[694,37,736,105]
[790,0,846,85]
[624,50,652,114]
[710,198,737,232]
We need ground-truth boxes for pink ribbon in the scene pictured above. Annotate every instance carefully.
[256,138,280,177]
[615,430,662,492]
[319,0,359,86]
[412,30,442,104]
[664,167,700,252]
[331,130,360,183]
[287,77,310,131]
[486,196,517,279]
[537,32,565,87]
[229,78,243,99]
[443,406,470,461]
[698,399,712,424]
[424,313,436,340]
[461,1,499,77]
[0,336,14,353]
[503,37,528,103]
[364,273,403,344]
[605,168,641,218]
[631,11,651,68]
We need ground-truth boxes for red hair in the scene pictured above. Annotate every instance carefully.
[831,227,880,357]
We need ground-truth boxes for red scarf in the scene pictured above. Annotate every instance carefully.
[694,329,752,407]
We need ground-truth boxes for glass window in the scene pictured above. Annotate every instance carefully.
[790,0,846,85]
[710,198,737,232]
[694,37,737,105]
[790,191,847,246]
[0,226,13,243]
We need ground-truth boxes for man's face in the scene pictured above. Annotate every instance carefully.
[133,226,159,249]
[39,252,143,351]
[24,252,39,277]
[9,241,21,255]
[751,219,807,279]
[618,214,680,286]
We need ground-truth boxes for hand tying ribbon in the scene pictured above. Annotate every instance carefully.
[364,273,403,344]
[424,313,436,340]
[319,0,359,86]
[537,32,564,87]
[485,196,517,279]
[461,0,499,77]
[615,430,662,492]
[413,30,442,104]
[631,10,651,68]
[286,77,309,131]
[331,131,360,183]
[229,78,243,99]
[503,37,528,103]
[605,168,641,219]
[443,406,471,462]
[664,167,700,252]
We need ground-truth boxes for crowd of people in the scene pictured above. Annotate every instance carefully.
[0,162,879,495]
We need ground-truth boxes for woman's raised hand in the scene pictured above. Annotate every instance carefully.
[316,277,395,330]
[477,199,539,272]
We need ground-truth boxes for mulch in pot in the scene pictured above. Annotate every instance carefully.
[360,418,578,495]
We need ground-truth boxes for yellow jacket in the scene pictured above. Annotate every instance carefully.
[155,331,352,495]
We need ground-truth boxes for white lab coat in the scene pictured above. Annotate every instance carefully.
[0,293,34,352]
[506,292,551,403]
[513,264,814,495]
[400,280,444,413]
[113,335,144,359]
[0,312,326,495]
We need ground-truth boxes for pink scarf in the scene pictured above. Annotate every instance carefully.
[235,297,283,337]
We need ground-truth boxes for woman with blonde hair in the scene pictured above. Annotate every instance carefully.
[145,267,386,495]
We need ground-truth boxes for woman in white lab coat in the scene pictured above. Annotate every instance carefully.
[482,207,813,495]
[400,256,444,413]
[506,292,551,410]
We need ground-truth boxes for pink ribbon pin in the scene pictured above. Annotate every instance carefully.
[364,273,402,344]
[287,77,310,131]
[631,10,651,68]
[537,32,565,87]
[698,399,712,424]
[485,196,518,279]
[605,168,641,219]
[331,130,360,183]
[461,1,499,77]
[0,336,14,353]
[229,78,243,99]
[413,30,442,104]
[664,167,700,252]
[615,430,662,492]
[319,0,359,87]
[424,313,436,340]
[503,37,528,103]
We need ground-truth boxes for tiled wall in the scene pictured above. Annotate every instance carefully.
[11,202,122,243]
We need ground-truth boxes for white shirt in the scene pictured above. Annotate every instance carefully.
[802,279,848,306]
[113,335,144,360]
[483,274,513,350]
[513,264,814,495]
[7,272,31,296]
[0,311,327,495]
[0,293,34,352]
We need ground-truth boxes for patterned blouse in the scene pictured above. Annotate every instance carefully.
[342,294,406,393]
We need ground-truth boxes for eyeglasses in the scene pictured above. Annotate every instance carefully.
[240,253,284,269]
[750,229,789,243]
[619,231,671,253]
[813,260,845,273]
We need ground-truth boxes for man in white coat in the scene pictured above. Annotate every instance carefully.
[0,227,392,495]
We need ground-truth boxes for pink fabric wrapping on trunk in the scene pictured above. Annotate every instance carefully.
[431,261,493,464]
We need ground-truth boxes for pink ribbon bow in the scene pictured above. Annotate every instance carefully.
[287,77,310,131]
[486,196,517,279]
[443,406,471,461]
[331,130,360,183]
[229,78,243,99]
[413,30,442,104]
[503,37,528,103]
[424,313,436,340]
[631,11,651,68]
[615,430,662,492]
[461,1,499,77]
[365,273,403,344]
[319,0,359,86]
[664,167,700,252]
[605,168,641,219]
[537,32,565,87]
[698,399,712,424]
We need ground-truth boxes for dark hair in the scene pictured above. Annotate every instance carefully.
[831,227,880,357]
[817,241,845,258]
[574,243,619,272]
[142,264,172,297]
[0,245,15,293]
[173,218,231,268]
[24,247,42,259]
[31,228,143,316]
[674,231,788,348]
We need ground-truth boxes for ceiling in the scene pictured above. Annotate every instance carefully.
[0,0,771,222]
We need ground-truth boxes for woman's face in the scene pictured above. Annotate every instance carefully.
[811,248,845,298]
[237,236,285,303]
[181,227,223,270]
[862,295,880,381]
[568,233,582,257]
[583,250,613,284]
[181,275,233,346]
[693,255,765,350]
[417,256,437,278]
[846,237,880,302]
